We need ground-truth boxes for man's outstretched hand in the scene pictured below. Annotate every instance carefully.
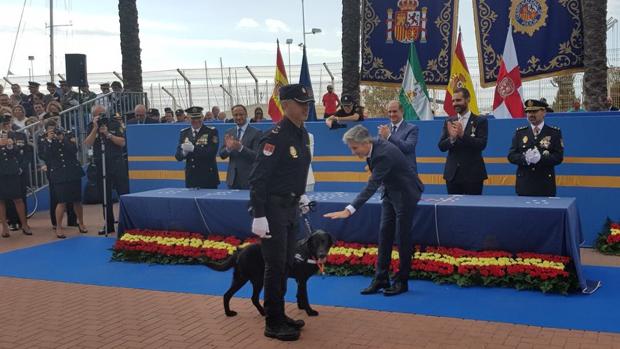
[323,210,351,219]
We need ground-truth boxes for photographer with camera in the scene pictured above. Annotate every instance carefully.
[0,114,33,238]
[40,120,87,238]
[83,105,129,235]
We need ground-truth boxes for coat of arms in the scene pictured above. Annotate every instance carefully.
[386,0,428,44]
[510,0,548,37]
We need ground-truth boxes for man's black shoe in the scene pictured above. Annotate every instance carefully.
[285,315,305,329]
[98,229,115,235]
[264,323,300,341]
[360,279,390,295]
[9,224,19,231]
[383,282,408,296]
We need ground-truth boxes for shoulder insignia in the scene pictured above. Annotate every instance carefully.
[271,126,281,134]
[208,126,215,130]
[517,126,528,130]
[263,143,275,156]
[551,125,561,130]
[181,127,191,132]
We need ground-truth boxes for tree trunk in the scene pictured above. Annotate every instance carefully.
[341,0,361,103]
[118,0,143,92]
[582,0,607,111]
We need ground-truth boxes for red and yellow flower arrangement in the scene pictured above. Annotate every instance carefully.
[112,229,578,294]
[596,219,620,255]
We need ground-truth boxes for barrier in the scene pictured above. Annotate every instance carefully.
[125,113,620,246]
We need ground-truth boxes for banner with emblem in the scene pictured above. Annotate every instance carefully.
[361,0,459,87]
[473,0,584,87]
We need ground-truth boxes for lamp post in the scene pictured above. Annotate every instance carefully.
[28,56,35,81]
[301,0,321,47]
[286,39,293,77]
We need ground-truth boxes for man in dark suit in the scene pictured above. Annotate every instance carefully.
[218,104,261,189]
[325,125,423,296]
[378,100,420,174]
[174,106,220,189]
[438,87,488,195]
[126,105,159,125]
[508,99,564,197]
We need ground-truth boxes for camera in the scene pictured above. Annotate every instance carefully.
[97,115,109,127]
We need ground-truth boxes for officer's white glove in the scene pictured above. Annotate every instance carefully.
[524,148,534,165]
[251,217,271,239]
[299,194,311,214]
[181,142,194,155]
[530,148,541,164]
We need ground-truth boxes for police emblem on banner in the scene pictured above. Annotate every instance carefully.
[386,0,429,44]
[510,0,548,37]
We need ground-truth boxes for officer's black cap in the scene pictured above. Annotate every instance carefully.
[100,82,110,88]
[28,81,40,88]
[46,82,57,88]
[279,84,314,104]
[59,80,67,85]
[185,106,204,118]
[164,107,173,113]
[175,109,184,115]
[148,108,160,117]
[524,99,549,112]
[111,81,122,88]
[341,94,354,106]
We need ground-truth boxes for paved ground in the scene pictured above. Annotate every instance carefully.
[1,204,619,348]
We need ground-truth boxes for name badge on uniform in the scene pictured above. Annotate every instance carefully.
[289,146,298,158]
[263,143,275,156]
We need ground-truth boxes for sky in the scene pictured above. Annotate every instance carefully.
[0,0,619,79]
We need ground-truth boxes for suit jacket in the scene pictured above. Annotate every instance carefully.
[351,139,423,210]
[438,113,488,182]
[508,124,563,196]
[388,120,420,174]
[218,125,262,189]
[175,125,220,188]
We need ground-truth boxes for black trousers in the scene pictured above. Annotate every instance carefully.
[376,194,418,283]
[261,200,298,326]
[446,180,484,195]
[96,160,129,233]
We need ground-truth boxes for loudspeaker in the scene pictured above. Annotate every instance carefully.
[65,54,88,87]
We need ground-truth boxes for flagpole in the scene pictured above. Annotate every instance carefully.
[302,0,307,47]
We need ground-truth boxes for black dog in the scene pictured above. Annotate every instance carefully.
[205,230,333,317]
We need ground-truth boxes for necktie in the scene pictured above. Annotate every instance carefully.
[392,125,397,134]
[237,127,242,140]
[193,130,198,139]
[534,126,540,137]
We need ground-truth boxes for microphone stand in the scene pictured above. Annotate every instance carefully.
[97,124,109,237]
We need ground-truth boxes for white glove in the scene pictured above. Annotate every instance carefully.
[524,148,533,165]
[530,148,541,164]
[299,194,310,214]
[251,217,271,239]
[181,142,195,153]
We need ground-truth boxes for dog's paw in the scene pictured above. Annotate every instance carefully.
[306,309,319,316]
[225,310,238,317]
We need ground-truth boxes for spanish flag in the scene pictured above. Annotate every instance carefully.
[268,40,289,122]
[443,31,479,116]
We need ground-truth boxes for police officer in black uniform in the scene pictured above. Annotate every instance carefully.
[174,107,220,189]
[508,99,564,196]
[40,121,87,238]
[0,114,33,237]
[248,84,313,341]
[83,105,129,234]
[6,117,33,232]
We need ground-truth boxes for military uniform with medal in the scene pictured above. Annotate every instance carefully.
[175,106,220,189]
[508,99,564,197]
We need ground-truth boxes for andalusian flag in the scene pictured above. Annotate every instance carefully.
[268,40,288,122]
[444,31,479,116]
[398,43,433,121]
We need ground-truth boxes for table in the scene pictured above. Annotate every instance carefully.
[118,188,597,292]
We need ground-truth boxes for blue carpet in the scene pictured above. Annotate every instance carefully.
[0,237,618,333]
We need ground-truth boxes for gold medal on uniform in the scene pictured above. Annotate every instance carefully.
[522,135,528,147]
[289,146,298,158]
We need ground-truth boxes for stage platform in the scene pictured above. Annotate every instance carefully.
[118,188,599,292]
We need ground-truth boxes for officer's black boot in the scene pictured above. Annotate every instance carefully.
[284,315,305,329]
[264,322,300,341]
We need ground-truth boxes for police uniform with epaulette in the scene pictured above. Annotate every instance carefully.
[0,131,22,201]
[175,107,220,189]
[40,132,85,204]
[508,99,564,197]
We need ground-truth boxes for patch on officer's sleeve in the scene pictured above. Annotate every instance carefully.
[263,143,275,156]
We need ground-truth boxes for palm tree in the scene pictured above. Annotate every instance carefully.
[582,0,607,110]
[341,0,361,103]
[118,0,143,92]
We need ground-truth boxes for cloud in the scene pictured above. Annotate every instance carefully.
[236,18,260,29]
[265,19,290,33]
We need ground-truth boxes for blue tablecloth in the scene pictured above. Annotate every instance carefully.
[118,188,597,292]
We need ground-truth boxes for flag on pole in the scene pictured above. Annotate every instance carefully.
[268,40,288,122]
[398,43,433,121]
[444,31,479,116]
[298,46,317,121]
[493,26,525,119]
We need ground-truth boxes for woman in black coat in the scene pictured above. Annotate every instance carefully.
[41,121,87,238]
